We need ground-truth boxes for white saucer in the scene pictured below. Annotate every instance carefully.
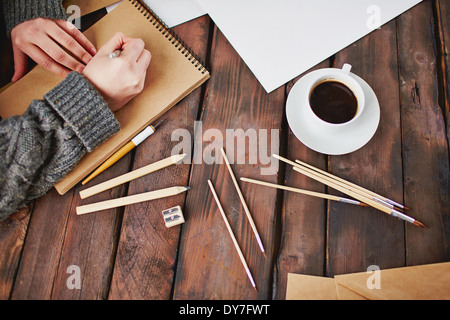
[286,69,380,155]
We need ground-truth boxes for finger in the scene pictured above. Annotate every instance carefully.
[140,70,147,87]
[99,32,130,55]
[35,33,86,73]
[24,44,70,78]
[55,20,97,56]
[11,45,29,82]
[121,38,146,62]
[50,20,94,65]
[136,49,151,71]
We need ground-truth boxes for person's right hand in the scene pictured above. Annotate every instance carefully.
[82,32,151,112]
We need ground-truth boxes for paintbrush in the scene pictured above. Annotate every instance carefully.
[82,118,167,185]
[273,154,426,228]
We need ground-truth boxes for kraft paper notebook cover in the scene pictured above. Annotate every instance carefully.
[0,0,209,195]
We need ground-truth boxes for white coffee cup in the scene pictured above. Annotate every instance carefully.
[304,64,365,132]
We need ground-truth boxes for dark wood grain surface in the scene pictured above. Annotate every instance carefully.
[0,0,448,301]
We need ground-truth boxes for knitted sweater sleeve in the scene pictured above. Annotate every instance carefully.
[2,0,68,35]
[0,72,120,220]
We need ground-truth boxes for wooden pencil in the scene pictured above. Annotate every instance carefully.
[220,148,265,254]
[80,153,187,199]
[207,180,257,291]
[76,186,190,215]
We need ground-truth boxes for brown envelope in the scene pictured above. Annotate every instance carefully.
[286,262,450,300]
[286,273,338,300]
[63,0,120,15]
[335,262,450,300]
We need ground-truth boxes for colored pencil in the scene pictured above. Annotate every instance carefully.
[208,180,257,291]
[221,148,265,254]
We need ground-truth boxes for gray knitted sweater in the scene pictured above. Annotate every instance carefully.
[0,0,120,220]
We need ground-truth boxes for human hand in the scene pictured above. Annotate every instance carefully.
[10,18,97,82]
[82,32,151,112]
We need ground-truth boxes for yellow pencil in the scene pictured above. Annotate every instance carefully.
[82,119,166,185]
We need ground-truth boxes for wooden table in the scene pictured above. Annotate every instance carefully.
[0,0,449,301]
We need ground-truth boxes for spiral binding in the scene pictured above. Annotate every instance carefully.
[130,0,208,75]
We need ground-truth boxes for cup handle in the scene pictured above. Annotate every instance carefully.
[342,63,352,74]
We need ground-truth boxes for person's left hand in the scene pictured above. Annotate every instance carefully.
[10,18,98,82]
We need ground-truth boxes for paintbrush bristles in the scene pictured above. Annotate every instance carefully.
[414,220,427,228]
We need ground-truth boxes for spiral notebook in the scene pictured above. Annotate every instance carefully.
[0,0,210,195]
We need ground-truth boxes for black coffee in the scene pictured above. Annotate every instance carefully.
[309,81,358,124]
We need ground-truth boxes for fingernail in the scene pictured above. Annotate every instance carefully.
[91,47,97,55]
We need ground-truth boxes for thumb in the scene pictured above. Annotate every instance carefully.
[11,47,28,82]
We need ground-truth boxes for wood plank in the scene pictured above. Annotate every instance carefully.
[172,26,285,299]
[108,16,211,300]
[272,61,330,300]
[0,208,30,299]
[10,189,75,299]
[396,0,450,265]
[327,19,406,276]
[9,144,131,299]
[435,0,450,254]
[435,0,450,146]
[49,153,131,299]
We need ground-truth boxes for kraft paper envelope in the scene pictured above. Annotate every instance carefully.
[286,273,338,300]
[0,0,209,195]
[63,0,120,15]
[286,262,450,300]
[334,262,450,300]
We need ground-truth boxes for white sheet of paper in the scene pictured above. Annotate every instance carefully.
[195,0,422,93]
[144,0,206,27]
[106,0,122,13]
[107,0,206,27]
